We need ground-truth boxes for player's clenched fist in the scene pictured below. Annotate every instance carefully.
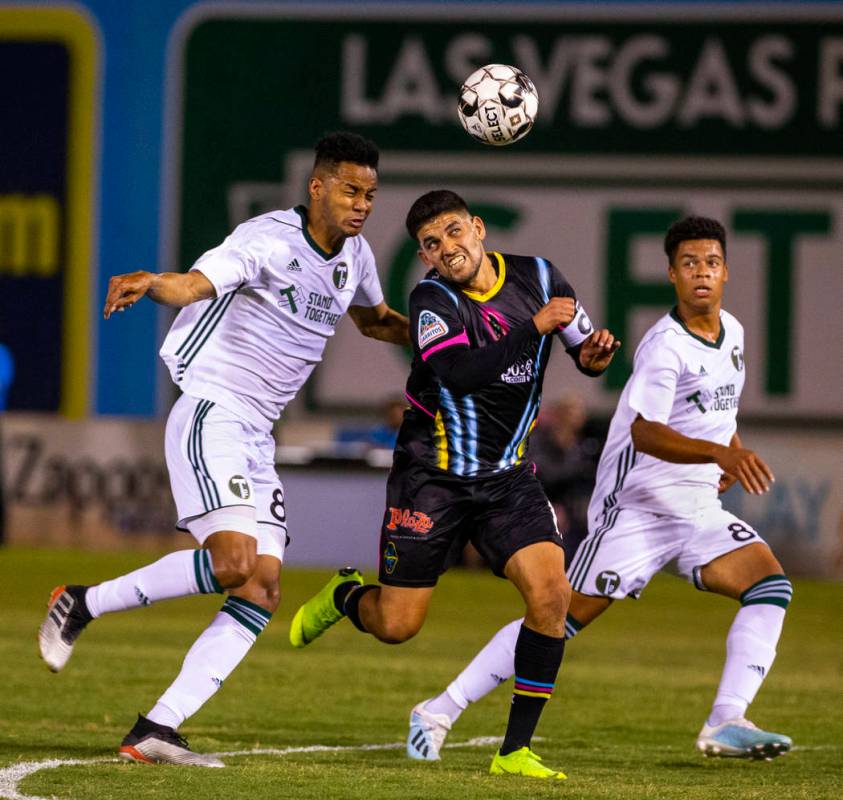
[531,296,577,334]
[104,270,157,319]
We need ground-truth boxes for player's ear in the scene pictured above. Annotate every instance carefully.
[308,175,323,200]
[472,215,486,241]
[417,247,433,267]
[722,262,729,283]
[667,262,677,285]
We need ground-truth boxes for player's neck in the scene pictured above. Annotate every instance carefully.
[305,209,345,254]
[675,302,722,342]
[463,253,497,294]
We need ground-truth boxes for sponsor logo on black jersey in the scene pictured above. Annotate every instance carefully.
[418,310,449,348]
[386,507,435,535]
[501,357,534,384]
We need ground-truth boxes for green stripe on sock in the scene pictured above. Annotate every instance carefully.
[226,595,271,623]
[221,604,263,636]
[194,550,209,594]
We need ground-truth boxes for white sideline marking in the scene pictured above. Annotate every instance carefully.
[0,737,502,800]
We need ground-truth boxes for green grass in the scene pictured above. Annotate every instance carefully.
[1,548,841,799]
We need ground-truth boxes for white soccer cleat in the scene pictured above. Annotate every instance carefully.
[407,700,451,761]
[119,714,224,768]
[38,585,92,672]
[696,717,792,760]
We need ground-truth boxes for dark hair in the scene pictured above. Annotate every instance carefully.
[664,216,727,261]
[405,190,470,239]
[313,131,379,171]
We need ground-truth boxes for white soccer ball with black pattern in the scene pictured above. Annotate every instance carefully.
[457,64,539,146]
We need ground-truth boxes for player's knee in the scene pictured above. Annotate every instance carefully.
[375,616,422,644]
[528,577,571,627]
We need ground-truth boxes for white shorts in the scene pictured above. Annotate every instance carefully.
[165,393,288,560]
[567,504,764,599]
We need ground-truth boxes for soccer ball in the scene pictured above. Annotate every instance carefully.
[457,64,539,146]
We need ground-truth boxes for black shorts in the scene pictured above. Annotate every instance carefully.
[378,454,563,587]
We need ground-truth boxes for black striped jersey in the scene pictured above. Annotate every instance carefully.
[397,252,595,478]
[588,308,745,520]
[159,207,383,430]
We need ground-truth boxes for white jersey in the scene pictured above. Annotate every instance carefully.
[160,207,384,430]
[589,308,745,519]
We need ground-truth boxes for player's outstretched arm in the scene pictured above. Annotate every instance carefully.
[104,270,216,319]
[631,416,774,495]
[348,302,410,345]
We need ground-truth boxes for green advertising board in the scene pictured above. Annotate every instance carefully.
[167,5,843,419]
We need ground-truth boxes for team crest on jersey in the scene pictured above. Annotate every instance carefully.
[333,262,348,290]
[418,310,449,348]
[228,475,251,499]
[383,541,399,575]
[595,570,621,595]
[731,346,744,371]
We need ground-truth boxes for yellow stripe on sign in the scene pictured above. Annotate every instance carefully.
[0,8,100,418]
[433,410,449,471]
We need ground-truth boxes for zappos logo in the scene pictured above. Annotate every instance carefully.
[228,475,251,499]
[333,262,348,289]
[731,346,744,372]
[595,570,621,595]
[383,541,399,575]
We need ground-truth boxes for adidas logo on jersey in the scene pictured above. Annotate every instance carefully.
[748,664,766,677]
[286,258,302,272]
[699,365,708,375]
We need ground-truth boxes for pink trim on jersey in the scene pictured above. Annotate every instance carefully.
[404,390,435,419]
[421,331,470,360]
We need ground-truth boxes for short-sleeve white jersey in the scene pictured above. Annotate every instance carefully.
[588,308,746,519]
[160,207,384,430]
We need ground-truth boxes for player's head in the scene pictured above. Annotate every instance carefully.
[664,216,728,313]
[308,132,379,239]
[407,190,488,287]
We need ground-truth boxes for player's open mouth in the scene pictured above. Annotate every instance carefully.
[446,254,466,269]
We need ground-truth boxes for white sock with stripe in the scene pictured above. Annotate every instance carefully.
[147,596,271,730]
[707,575,792,727]
[436,618,522,721]
[435,611,585,723]
[84,550,221,618]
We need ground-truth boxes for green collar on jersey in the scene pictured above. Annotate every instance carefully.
[670,306,725,349]
[294,205,343,260]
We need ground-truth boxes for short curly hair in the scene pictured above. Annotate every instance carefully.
[663,216,727,262]
[405,190,470,239]
[313,131,379,171]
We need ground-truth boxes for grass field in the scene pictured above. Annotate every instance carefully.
[0,548,841,800]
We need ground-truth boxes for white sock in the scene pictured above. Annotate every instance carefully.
[445,618,523,717]
[707,603,786,727]
[85,550,220,618]
[147,596,272,730]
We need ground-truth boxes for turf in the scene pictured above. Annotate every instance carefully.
[1,548,841,799]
